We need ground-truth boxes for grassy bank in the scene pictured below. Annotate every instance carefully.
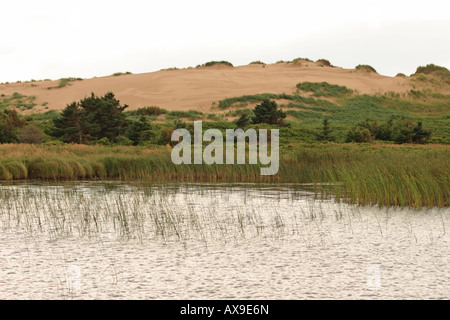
[0,143,448,208]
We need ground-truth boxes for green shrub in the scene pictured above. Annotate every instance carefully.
[345,126,373,143]
[137,106,167,116]
[252,99,287,126]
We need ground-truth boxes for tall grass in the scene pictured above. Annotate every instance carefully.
[0,143,448,208]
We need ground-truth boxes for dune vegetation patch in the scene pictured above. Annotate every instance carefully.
[47,77,83,90]
[112,72,132,76]
[196,61,234,68]
[0,92,37,111]
[296,82,353,97]
[355,64,377,73]
[412,64,450,85]
[249,60,266,65]
[316,59,333,67]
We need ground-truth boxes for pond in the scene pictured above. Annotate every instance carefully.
[0,182,448,299]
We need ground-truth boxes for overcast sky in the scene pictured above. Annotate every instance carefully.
[1,0,449,82]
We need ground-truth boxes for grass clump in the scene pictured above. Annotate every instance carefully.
[355,64,377,73]
[0,92,37,110]
[196,61,234,68]
[290,57,312,64]
[137,106,168,116]
[296,82,353,97]
[166,110,204,120]
[47,77,83,90]
[316,59,332,67]
[112,72,132,76]
[249,61,266,65]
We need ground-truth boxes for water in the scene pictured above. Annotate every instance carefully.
[0,182,448,299]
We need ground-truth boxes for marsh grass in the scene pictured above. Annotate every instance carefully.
[0,183,363,245]
[0,143,448,208]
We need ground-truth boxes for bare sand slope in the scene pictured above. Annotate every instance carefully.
[0,62,412,113]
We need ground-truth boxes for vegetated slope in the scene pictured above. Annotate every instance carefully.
[0,61,413,114]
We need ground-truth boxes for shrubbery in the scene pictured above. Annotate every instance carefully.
[0,109,26,143]
[345,119,431,144]
[252,99,287,126]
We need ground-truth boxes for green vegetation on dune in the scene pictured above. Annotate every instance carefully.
[316,59,332,67]
[296,82,352,97]
[112,72,132,76]
[412,64,450,85]
[47,77,83,90]
[196,61,234,68]
[355,64,377,73]
[0,92,37,111]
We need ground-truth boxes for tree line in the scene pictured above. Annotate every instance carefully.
[0,93,432,145]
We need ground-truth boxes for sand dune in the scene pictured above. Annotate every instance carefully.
[0,62,412,113]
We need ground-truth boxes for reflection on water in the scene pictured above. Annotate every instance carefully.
[0,182,448,299]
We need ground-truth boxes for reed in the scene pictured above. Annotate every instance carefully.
[0,143,448,208]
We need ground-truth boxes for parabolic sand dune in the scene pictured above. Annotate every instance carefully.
[0,62,413,113]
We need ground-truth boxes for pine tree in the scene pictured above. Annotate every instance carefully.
[252,99,287,125]
[318,118,334,141]
[412,121,431,144]
[235,113,252,128]
[52,92,128,143]
[126,115,153,145]
[79,92,128,141]
[52,102,84,143]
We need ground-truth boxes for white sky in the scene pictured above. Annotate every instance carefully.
[1,0,449,82]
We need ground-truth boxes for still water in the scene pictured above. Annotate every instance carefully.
[0,182,448,299]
